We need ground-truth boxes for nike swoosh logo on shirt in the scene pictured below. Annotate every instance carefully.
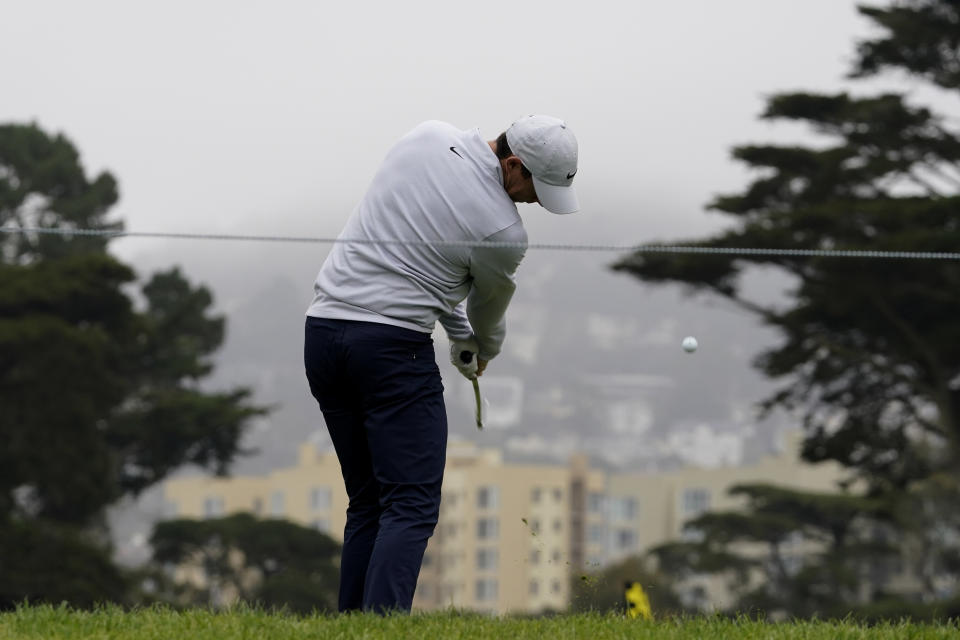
[566,169,577,180]
[450,146,463,159]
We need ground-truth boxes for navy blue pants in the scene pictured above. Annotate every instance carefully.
[303,317,447,613]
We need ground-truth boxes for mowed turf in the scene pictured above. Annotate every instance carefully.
[2,606,958,640]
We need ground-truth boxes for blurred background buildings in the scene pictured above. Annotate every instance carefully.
[164,432,843,614]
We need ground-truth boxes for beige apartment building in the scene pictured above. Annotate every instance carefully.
[411,442,607,613]
[600,432,845,568]
[164,432,845,614]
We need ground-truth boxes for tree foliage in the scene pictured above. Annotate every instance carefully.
[569,554,684,616]
[613,0,960,490]
[150,513,340,613]
[0,519,131,608]
[0,254,264,527]
[648,484,897,618]
[851,0,960,89]
[0,123,120,263]
[0,123,266,607]
[615,0,960,615]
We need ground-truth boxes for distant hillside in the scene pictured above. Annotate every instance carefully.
[192,247,793,475]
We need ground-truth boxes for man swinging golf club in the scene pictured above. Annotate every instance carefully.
[303,114,579,613]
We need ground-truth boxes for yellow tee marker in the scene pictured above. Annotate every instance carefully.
[624,581,653,620]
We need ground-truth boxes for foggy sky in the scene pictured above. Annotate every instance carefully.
[3,1,878,260]
[3,1,898,465]
[9,3,953,561]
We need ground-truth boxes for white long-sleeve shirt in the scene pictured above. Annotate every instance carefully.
[307,121,527,360]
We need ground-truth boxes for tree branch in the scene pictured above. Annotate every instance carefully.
[869,291,957,450]
[906,169,945,198]
[704,282,781,325]
[921,162,960,192]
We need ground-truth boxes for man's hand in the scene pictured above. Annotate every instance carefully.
[450,338,480,379]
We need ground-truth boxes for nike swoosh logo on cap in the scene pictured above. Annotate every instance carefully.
[567,169,577,180]
[450,146,463,159]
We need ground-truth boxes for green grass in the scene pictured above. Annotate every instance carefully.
[1,605,957,639]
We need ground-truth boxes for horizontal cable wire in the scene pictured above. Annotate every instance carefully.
[2,226,959,260]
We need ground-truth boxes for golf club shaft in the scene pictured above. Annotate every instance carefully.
[473,378,482,430]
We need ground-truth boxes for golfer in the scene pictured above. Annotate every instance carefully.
[304,115,579,612]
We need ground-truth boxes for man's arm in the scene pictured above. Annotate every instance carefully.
[438,302,472,343]
[466,222,527,360]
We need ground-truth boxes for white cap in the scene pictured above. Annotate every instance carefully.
[505,115,580,214]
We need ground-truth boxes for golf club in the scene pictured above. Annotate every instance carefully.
[459,350,483,430]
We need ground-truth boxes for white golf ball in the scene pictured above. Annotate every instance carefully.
[681,336,698,353]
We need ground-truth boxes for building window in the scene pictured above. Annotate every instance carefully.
[477,518,499,540]
[682,526,706,543]
[270,490,285,516]
[551,579,562,594]
[311,518,331,533]
[530,549,541,565]
[475,579,498,602]
[588,524,604,544]
[529,580,539,596]
[682,488,711,517]
[422,553,433,567]
[441,553,460,569]
[529,518,541,535]
[553,518,563,533]
[588,492,605,514]
[553,487,563,502]
[438,584,454,603]
[616,528,637,550]
[609,496,637,521]
[310,486,332,511]
[202,496,224,518]
[551,549,562,563]
[252,497,263,515]
[476,548,498,571]
[477,486,500,510]
[531,487,542,503]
